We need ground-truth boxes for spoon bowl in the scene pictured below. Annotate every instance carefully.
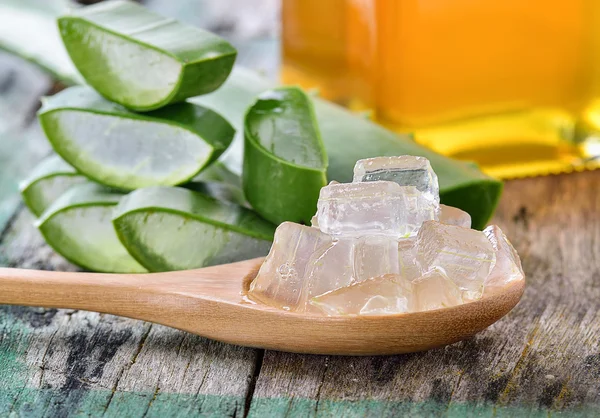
[0,258,524,355]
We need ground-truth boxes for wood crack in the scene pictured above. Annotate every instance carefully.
[141,384,160,418]
[497,321,541,406]
[313,356,330,415]
[243,349,264,418]
[102,324,152,415]
[445,370,464,411]
[38,328,59,387]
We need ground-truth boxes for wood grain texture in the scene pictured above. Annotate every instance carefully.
[247,170,600,417]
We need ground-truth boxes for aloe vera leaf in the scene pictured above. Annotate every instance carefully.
[19,154,86,217]
[243,87,328,225]
[193,161,243,189]
[58,0,237,111]
[0,0,83,85]
[1,3,502,228]
[112,186,275,272]
[194,69,502,229]
[36,182,146,273]
[184,181,248,208]
[185,162,248,206]
[38,86,235,191]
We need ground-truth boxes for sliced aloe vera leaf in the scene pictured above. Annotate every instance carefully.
[58,0,237,111]
[19,154,86,217]
[36,182,146,273]
[113,186,275,272]
[194,68,502,229]
[186,162,248,206]
[184,181,248,208]
[38,86,235,191]
[193,161,243,189]
[243,87,328,225]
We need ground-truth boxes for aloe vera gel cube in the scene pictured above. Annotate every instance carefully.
[58,0,237,111]
[316,181,436,238]
[353,155,440,206]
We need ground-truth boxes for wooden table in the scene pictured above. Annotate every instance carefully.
[2,23,600,418]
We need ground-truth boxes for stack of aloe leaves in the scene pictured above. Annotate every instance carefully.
[5,0,502,274]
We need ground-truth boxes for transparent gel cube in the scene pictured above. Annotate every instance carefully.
[483,225,525,290]
[316,181,435,237]
[301,238,356,311]
[416,221,496,299]
[309,274,413,316]
[353,155,440,206]
[439,204,471,228]
[398,237,421,281]
[353,235,401,281]
[249,222,332,311]
[412,268,464,312]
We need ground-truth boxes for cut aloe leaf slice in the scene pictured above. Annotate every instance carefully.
[38,86,235,191]
[113,186,275,272]
[36,182,146,273]
[19,154,85,217]
[58,0,237,111]
[243,87,328,225]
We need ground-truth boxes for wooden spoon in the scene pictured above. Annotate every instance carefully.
[0,258,524,356]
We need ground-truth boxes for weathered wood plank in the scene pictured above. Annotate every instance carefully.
[0,208,261,417]
[247,170,600,417]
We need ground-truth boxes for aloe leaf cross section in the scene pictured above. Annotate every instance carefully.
[243,87,328,225]
[36,182,147,273]
[58,0,237,111]
[112,186,276,272]
[20,155,86,217]
[38,86,235,191]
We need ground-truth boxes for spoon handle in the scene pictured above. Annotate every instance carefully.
[0,267,150,313]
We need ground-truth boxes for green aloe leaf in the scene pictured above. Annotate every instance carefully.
[36,182,146,273]
[112,186,276,272]
[38,86,235,191]
[243,87,328,225]
[58,0,237,111]
[0,1,502,229]
[186,162,248,207]
[193,161,242,188]
[19,154,85,217]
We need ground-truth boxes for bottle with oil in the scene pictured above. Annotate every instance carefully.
[281,0,600,178]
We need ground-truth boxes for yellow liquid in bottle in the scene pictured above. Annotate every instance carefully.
[282,0,600,178]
